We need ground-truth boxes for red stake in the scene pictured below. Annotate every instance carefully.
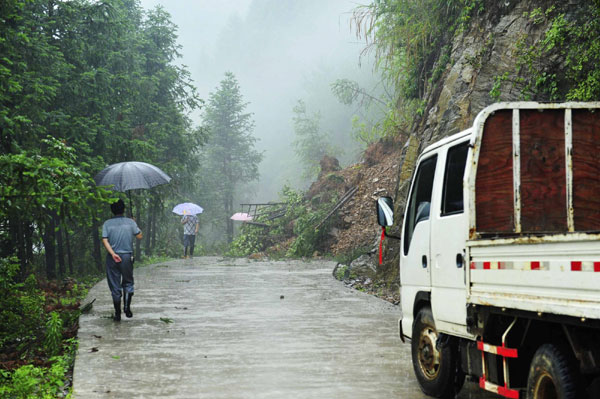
[379,227,385,265]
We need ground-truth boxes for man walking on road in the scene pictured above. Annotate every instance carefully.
[181,213,199,258]
[102,199,143,322]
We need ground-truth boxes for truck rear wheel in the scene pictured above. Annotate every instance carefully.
[411,307,463,398]
[526,344,577,399]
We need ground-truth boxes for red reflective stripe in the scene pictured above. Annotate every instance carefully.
[479,377,487,390]
[571,261,582,271]
[498,345,518,358]
[470,262,476,269]
[530,261,540,270]
[479,378,520,398]
[498,384,520,399]
[595,262,600,272]
[477,341,518,358]
[483,262,491,270]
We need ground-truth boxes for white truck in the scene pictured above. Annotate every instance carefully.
[376,102,600,399]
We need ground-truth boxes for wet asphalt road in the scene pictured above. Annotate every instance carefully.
[72,257,495,398]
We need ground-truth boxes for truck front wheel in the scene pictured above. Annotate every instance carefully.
[526,343,578,399]
[411,307,463,398]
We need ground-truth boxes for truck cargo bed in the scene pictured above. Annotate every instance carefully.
[468,235,600,319]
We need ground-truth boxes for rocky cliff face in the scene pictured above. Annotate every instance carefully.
[418,1,553,146]
[381,0,566,284]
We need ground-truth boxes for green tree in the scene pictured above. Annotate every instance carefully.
[291,99,335,179]
[331,78,410,144]
[353,0,472,99]
[201,72,262,243]
[0,138,112,278]
[0,0,205,276]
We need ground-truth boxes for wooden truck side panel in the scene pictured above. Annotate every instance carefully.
[573,109,600,231]
[466,102,600,321]
[474,109,514,234]
[520,109,567,233]
[472,103,600,237]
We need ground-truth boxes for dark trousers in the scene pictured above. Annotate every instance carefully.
[106,253,134,302]
[183,234,196,256]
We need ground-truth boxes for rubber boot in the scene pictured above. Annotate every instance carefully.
[113,300,121,322]
[123,292,133,318]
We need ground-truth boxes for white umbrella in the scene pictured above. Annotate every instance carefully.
[173,203,204,215]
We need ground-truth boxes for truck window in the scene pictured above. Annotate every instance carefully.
[441,142,469,216]
[404,155,437,255]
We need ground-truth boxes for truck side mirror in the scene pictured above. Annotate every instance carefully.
[376,196,394,227]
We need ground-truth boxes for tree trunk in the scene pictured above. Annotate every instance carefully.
[15,217,26,279]
[151,197,157,252]
[65,227,73,275]
[91,217,103,273]
[225,194,234,243]
[42,218,57,280]
[56,214,65,277]
[145,196,152,257]
[25,221,33,276]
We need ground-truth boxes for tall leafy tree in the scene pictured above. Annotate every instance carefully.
[201,72,262,243]
[292,99,335,179]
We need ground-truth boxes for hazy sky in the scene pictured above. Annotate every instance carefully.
[139,0,378,201]
[139,0,253,96]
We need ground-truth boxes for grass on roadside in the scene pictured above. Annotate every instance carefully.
[0,258,100,398]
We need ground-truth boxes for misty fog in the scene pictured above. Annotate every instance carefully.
[139,0,380,203]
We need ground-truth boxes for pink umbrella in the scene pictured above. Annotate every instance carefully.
[230,212,253,221]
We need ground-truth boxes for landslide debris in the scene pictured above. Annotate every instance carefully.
[257,138,403,303]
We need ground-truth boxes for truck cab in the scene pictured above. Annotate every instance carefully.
[399,129,473,341]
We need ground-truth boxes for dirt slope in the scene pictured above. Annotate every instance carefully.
[322,141,400,257]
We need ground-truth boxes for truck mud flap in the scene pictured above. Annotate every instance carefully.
[398,318,406,343]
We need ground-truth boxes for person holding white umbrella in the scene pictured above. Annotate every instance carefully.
[173,203,203,258]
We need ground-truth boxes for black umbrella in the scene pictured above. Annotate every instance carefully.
[94,161,171,214]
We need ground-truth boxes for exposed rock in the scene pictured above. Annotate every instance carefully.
[416,1,552,149]
[363,139,396,166]
[318,155,341,178]
[305,155,346,202]
[348,254,377,279]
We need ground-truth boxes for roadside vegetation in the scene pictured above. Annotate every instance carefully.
[228,187,339,258]
[0,257,97,398]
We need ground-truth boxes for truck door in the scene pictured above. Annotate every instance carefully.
[401,155,438,291]
[430,141,470,333]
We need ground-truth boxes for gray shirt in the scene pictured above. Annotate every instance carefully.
[102,216,141,254]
